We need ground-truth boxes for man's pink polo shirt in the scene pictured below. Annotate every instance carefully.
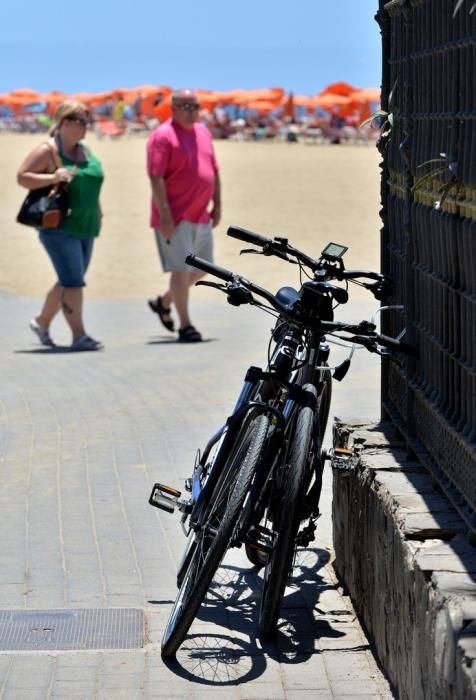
[147,118,219,235]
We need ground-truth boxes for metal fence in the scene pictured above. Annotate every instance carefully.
[376,0,476,534]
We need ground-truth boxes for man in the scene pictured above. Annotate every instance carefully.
[147,89,221,342]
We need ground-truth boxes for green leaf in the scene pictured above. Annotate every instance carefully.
[416,157,448,170]
[360,109,389,129]
[438,179,457,194]
[412,166,449,192]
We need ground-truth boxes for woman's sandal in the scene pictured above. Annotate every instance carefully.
[178,325,202,343]
[148,296,175,332]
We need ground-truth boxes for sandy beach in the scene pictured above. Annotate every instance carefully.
[0,134,381,300]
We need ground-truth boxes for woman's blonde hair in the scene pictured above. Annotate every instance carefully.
[49,100,90,135]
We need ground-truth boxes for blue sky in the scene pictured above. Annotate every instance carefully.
[0,1,381,95]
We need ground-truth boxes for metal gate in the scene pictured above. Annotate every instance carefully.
[376,0,476,534]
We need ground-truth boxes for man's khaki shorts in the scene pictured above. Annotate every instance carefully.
[154,221,213,272]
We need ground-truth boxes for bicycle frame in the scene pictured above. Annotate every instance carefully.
[185,306,333,544]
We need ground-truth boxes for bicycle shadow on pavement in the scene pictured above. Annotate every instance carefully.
[163,546,365,685]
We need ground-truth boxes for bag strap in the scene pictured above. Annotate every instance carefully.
[46,141,78,177]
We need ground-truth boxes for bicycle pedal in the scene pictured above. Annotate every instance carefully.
[149,483,182,514]
[330,447,358,473]
[246,527,273,555]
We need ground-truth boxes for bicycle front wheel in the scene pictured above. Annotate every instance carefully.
[161,412,270,658]
[259,384,318,638]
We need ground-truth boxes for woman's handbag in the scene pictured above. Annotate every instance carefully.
[16,184,70,229]
[16,143,76,230]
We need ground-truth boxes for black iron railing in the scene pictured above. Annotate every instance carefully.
[377,0,476,535]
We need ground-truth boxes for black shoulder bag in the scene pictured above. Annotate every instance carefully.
[16,143,76,230]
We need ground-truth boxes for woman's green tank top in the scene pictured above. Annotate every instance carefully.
[59,143,104,239]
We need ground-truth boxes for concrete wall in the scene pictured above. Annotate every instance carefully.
[332,419,476,700]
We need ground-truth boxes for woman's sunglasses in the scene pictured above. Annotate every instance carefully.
[65,116,90,127]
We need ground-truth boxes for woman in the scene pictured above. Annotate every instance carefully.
[17,100,104,350]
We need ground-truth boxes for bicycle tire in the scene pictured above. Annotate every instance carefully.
[161,412,270,658]
[259,384,318,638]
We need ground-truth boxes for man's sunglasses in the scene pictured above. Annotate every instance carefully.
[65,116,90,127]
[175,102,200,112]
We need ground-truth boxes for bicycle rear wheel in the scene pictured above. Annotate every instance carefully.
[258,384,318,638]
[161,412,270,658]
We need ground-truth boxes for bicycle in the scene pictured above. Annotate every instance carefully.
[149,225,415,657]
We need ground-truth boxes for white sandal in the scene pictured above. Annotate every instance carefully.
[30,318,55,347]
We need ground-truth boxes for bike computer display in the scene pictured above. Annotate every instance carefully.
[321,242,348,261]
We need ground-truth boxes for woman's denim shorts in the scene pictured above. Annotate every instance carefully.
[39,229,94,287]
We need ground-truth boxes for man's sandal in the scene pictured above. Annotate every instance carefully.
[148,296,175,332]
[178,325,202,343]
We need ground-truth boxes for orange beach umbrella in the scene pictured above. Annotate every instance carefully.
[313,94,350,110]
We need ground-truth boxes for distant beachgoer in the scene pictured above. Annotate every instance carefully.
[113,95,126,124]
[123,103,135,121]
[17,100,104,350]
[146,89,221,342]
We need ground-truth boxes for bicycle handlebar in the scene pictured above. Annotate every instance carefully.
[226,225,386,287]
[187,254,414,356]
[227,225,271,248]
[334,330,417,356]
[187,254,290,311]
[185,254,236,283]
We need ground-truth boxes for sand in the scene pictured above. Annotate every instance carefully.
[0,133,382,300]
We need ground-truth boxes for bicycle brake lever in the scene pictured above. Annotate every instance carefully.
[263,243,290,261]
[239,248,262,255]
[196,280,227,291]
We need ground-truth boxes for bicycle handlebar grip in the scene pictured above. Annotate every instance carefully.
[227,225,271,247]
[185,254,235,282]
[379,334,418,356]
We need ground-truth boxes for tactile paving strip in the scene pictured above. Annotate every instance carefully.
[0,608,144,650]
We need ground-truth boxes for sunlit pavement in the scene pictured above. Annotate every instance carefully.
[0,292,394,698]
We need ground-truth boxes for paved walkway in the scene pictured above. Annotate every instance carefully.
[0,292,394,699]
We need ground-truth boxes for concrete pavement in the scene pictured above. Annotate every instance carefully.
[0,291,394,698]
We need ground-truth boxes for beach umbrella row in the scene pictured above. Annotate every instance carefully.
[0,83,380,121]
